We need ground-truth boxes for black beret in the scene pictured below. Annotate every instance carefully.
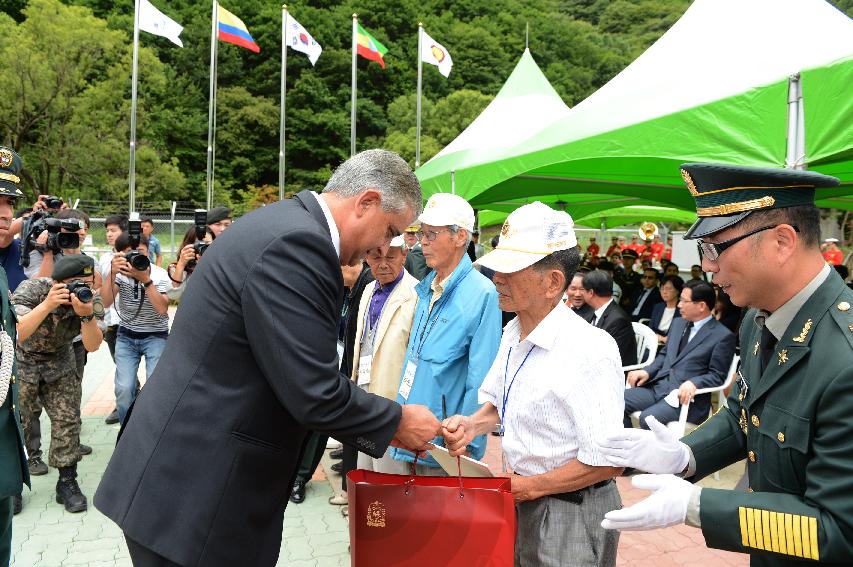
[52,254,95,281]
[207,206,232,225]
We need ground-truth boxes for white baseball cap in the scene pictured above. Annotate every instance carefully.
[476,202,578,274]
[824,237,839,243]
[417,193,475,232]
[389,235,405,247]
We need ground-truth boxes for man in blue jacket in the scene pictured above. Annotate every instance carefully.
[392,193,501,473]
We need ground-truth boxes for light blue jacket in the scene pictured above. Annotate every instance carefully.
[392,254,501,466]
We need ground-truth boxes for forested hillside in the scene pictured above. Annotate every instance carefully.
[0,0,849,213]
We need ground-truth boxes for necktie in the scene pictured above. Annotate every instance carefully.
[677,321,694,355]
[759,325,777,374]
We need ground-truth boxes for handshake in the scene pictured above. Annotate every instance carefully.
[390,405,476,456]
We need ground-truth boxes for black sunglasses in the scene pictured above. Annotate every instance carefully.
[697,224,799,262]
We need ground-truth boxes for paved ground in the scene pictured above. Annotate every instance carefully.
[10,338,749,566]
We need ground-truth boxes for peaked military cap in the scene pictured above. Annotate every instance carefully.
[621,248,639,260]
[0,146,25,200]
[681,163,839,239]
[52,254,95,281]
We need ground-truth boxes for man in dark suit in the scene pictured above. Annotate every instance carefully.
[582,270,637,367]
[623,281,735,428]
[628,268,663,322]
[94,150,442,567]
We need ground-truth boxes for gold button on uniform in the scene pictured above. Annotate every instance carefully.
[777,432,785,443]
[751,415,760,427]
[748,451,756,462]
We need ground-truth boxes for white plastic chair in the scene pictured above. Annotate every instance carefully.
[668,354,741,438]
[621,322,658,372]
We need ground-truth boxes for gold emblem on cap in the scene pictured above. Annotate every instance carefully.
[696,196,775,217]
[0,149,13,169]
[681,169,699,196]
[83,266,93,275]
[791,319,812,343]
[366,500,386,528]
[838,301,850,312]
[778,349,788,365]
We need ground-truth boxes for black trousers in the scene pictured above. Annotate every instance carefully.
[295,431,328,484]
[126,535,183,567]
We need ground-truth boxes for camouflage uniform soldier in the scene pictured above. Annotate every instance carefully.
[13,254,104,512]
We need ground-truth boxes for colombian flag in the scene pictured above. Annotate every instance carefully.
[218,5,260,53]
[356,24,387,68]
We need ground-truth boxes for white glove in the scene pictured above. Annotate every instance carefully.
[595,415,690,474]
[601,474,695,531]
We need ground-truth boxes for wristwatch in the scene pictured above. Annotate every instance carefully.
[79,314,95,323]
[142,280,154,288]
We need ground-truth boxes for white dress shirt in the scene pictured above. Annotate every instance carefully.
[478,302,625,476]
[688,314,713,342]
[592,297,614,327]
[308,191,341,260]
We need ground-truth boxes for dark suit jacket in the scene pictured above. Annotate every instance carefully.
[571,303,595,323]
[629,286,663,322]
[648,302,680,336]
[644,316,736,422]
[594,300,638,367]
[94,191,402,567]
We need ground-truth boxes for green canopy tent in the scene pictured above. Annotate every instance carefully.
[417,0,853,213]
[479,206,697,231]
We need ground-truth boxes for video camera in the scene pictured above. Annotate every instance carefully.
[124,217,151,272]
[20,207,84,268]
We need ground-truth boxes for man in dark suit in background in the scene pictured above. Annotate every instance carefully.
[566,271,594,322]
[582,270,637,367]
[623,281,735,428]
[629,268,663,322]
[95,150,442,567]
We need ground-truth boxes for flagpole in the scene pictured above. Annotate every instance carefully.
[415,23,423,168]
[129,0,141,214]
[206,0,219,210]
[279,4,288,199]
[350,14,357,157]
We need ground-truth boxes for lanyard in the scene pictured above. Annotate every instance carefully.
[412,285,455,360]
[500,344,536,435]
[360,285,392,350]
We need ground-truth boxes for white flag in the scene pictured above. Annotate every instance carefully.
[139,0,184,48]
[420,30,452,78]
[285,16,322,66]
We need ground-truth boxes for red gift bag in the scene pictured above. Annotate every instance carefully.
[347,468,516,567]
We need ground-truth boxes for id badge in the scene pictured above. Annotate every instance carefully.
[357,354,373,386]
[399,360,417,400]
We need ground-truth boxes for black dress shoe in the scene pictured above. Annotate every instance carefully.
[79,444,93,456]
[289,479,306,504]
[329,448,344,460]
[104,409,119,425]
[12,494,22,515]
[330,462,343,473]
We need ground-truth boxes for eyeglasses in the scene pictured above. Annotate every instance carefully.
[416,228,452,242]
[678,296,698,304]
[697,224,799,262]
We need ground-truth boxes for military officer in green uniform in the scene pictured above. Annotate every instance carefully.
[13,254,104,514]
[615,248,641,308]
[0,146,29,565]
[597,163,853,564]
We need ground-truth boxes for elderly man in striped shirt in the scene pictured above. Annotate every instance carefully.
[442,202,625,567]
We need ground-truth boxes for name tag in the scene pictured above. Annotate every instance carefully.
[399,360,417,400]
[357,354,373,386]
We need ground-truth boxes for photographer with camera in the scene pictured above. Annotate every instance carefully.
[100,228,170,426]
[20,197,86,279]
[12,254,104,513]
[98,214,128,425]
[167,224,214,301]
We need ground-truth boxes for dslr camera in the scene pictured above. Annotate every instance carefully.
[65,280,94,303]
[40,195,64,210]
[124,218,151,272]
[188,210,209,268]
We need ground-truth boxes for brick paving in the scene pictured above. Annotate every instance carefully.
[10,334,749,566]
